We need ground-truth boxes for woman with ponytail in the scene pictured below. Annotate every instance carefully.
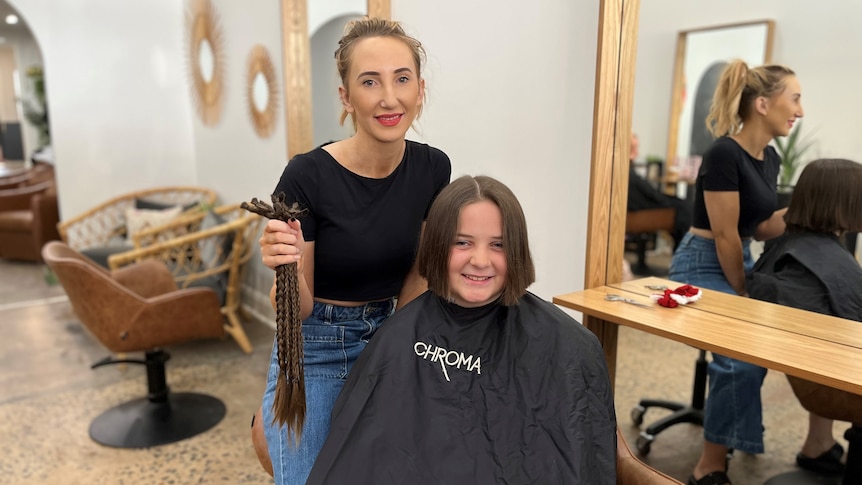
[668,59,803,485]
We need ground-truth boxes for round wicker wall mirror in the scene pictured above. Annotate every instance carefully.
[187,0,225,126]
[246,45,279,138]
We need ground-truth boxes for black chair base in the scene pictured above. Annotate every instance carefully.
[89,391,226,448]
[763,470,841,485]
[630,349,708,455]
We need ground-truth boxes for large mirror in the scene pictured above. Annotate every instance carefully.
[666,20,773,186]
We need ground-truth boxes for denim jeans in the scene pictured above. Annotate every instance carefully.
[262,298,395,485]
[669,232,768,454]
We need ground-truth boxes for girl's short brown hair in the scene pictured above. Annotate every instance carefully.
[417,175,535,306]
[785,158,862,234]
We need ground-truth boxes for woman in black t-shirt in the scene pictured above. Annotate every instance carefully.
[668,60,804,485]
[251,18,451,485]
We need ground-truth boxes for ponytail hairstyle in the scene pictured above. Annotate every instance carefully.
[706,60,795,138]
[334,17,426,129]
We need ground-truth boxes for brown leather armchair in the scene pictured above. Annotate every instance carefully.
[0,178,60,261]
[42,241,228,448]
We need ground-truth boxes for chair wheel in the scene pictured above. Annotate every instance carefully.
[636,433,653,455]
[630,405,646,426]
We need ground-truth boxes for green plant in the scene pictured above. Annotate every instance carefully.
[21,65,50,147]
[774,120,814,189]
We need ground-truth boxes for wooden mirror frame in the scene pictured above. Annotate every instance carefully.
[187,0,225,126]
[280,0,390,159]
[246,45,279,138]
[665,20,775,174]
[582,0,640,382]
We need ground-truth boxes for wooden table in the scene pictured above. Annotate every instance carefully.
[553,277,862,396]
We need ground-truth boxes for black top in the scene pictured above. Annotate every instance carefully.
[274,140,451,301]
[307,291,617,485]
[692,137,780,238]
[747,232,862,320]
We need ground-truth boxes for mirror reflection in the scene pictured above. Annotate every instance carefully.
[198,38,214,83]
[252,72,268,113]
[670,22,772,173]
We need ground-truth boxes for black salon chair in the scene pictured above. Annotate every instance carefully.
[630,349,707,455]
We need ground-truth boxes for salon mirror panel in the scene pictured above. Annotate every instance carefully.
[667,21,772,181]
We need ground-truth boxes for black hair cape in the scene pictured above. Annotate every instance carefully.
[306,291,617,484]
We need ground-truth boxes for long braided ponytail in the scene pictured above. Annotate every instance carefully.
[242,193,307,444]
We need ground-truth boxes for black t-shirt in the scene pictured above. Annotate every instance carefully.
[692,136,780,238]
[307,292,617,485]
[274,140,451,301]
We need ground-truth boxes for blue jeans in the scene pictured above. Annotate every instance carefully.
[669,232,767,454]
[262,298,395,485]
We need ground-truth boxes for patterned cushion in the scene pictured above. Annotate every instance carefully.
[124,206,182,242]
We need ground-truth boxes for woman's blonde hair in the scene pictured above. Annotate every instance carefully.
[705,60,795,138]
[334,17,426,128]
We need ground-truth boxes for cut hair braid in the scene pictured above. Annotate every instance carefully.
[241,193,308,445]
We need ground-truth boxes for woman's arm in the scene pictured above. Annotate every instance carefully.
[704,191,747,296]
[754,207,787,241]
[261,219,315,320]
[396,223,429,310]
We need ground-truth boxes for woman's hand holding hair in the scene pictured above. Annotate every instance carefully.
[260,218,305,272]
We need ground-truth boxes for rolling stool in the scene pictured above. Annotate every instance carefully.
[630,348,708,455]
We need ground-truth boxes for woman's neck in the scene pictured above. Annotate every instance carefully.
[731,123,773,160]
[340,135,406,178]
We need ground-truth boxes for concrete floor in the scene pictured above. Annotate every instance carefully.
[0,257,849,484]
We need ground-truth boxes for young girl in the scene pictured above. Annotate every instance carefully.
[748,158,862,478]
[253,18,451,484]
[305,175,617,484]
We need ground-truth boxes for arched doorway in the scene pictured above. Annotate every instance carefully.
[0,0,47,166]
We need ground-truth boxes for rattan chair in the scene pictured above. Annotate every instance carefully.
[107,204,263,353]
[57,186,218,253]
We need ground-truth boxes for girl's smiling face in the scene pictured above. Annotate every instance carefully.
[447,200,507,307]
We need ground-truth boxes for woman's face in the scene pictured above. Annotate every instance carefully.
[447,200,508,308]
[339,36,424,144]
[764,75,804,137]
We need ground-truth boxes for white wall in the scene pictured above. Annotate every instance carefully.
[394,0,599,301]
[190,0,287,207]
[634,1,862,174]
[9,0,199,218]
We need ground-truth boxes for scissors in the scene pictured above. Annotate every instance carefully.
[605,294,651,307]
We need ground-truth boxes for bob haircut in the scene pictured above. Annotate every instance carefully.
[785,158,862,234]
[417,175,535,306]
